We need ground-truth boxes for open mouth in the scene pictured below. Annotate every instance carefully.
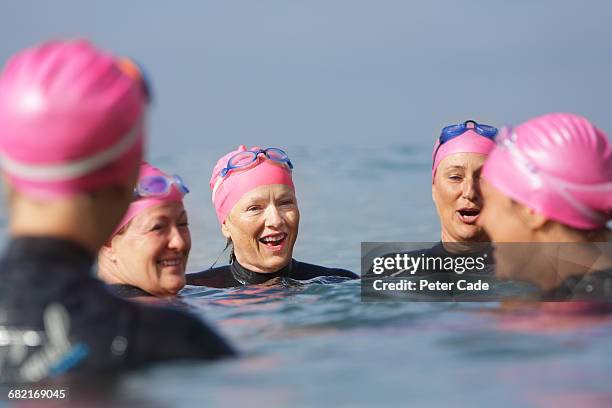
[457,208,480,224]
[259,232,287,248]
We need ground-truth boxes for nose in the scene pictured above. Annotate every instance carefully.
[264,204,284,228]
[168,225,189,252]
[462,176,480,201]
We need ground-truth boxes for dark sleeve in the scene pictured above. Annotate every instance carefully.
[185,266,238,288]
[327,268,359,279]
[128,304,236,365]
[292,261,359,280]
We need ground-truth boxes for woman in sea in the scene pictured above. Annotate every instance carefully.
[478,112,612,301]
[371,120,498,280]
[186,145,358,287]
[98,162,192,298]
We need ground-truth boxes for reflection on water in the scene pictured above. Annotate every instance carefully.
[1,146,611,406]
[107,279,612,408]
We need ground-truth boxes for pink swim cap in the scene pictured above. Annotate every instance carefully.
[210,145,295,223]
[0,39,146,198]
[482,113,612,230]
[432,129,496,180]
[112,162,186,236]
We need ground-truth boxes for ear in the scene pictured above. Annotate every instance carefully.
[100,237,117,262]
[221,219,231,239]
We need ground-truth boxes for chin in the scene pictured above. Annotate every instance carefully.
[457,226,487,242]
[263,255,292,272]
[163,278,186,295]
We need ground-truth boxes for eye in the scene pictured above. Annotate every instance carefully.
[448,174,463,182]
[246,205,262,212]
[278,199,295,206]
[178,221,189,228]
[150,223,165,232]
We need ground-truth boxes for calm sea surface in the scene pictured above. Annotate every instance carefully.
[2,144,612,407]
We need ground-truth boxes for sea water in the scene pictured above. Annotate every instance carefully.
[3,144,612,407]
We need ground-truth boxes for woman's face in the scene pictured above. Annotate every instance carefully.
[110,201,191,296]
[478,179,534,243]
[222,184,300,273]
[478,179,539,281]
[432,152,489,242]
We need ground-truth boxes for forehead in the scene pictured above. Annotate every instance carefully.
[237,184,295,202]
[131,201,186,225]
[437,152,487,172]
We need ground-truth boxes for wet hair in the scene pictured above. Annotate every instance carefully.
[226,238,236,264]
[209,238,235,269]
[558,223,610,242]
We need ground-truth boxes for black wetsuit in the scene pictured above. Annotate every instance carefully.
[543,268,612,301]
[106,284,152,299]
[0,237,235,383]
[186,259,358,288]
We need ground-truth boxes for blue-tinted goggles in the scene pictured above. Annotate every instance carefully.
[134,175,189,199]
[220,147,294,177]
[439,120,498,144]
[433,120,498,164]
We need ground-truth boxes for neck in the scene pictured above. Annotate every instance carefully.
[440,241,490,255]
[535,224,609,243]
[9,197,113,255]
[440,229,488,246]
[233,252,293,274]
[230,258,293,284]
[7,187,130,255]
[11,216,103,255]
[97,262,125,285]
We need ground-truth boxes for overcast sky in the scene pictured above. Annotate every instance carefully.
[2,1,611,154]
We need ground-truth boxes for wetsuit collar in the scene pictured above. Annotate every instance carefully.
[230,259,294,285]
[430,241,493,258]
[106,283,153,298]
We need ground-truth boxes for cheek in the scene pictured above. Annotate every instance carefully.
[116,238,143,265]
[436,183,460,206]
[184,232,192,251]
[232,216,262,240]
[141,236,167,264]
[488,209,517,240]
[229,224,259,251]
[287,210,300,229]
[180,228,192,249]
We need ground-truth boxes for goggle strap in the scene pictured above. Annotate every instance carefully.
[212,176,223,203]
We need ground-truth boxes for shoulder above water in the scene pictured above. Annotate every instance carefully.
[186,259,358,288]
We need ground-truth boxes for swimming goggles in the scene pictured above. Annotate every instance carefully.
[440,120,498,144]
[220,147,293,177]
[433,120,498,163]
[117,57,153,103]
[134,174,190,199]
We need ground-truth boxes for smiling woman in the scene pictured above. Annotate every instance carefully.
[98,162,192,297]
[186,145,358,288]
